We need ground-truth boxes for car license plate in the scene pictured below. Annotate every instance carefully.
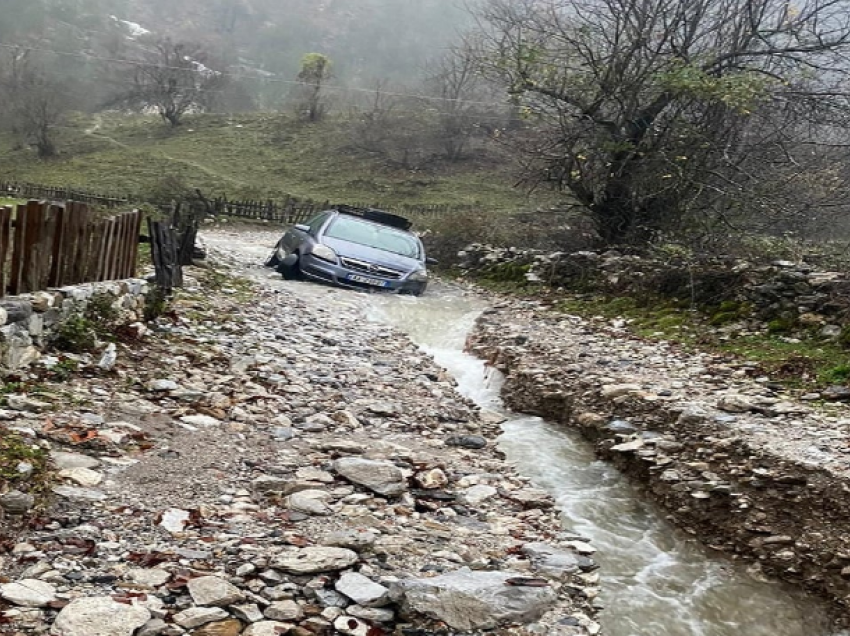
[347,274,387,287]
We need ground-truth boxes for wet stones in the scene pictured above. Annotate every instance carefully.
[332,457,407,496]
[396,569,558,631]
[445,434,487,449]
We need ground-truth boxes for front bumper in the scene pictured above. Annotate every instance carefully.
[299,254,427,295]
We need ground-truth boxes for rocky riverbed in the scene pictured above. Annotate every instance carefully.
[0,230,600,636]
[467,298,850,624]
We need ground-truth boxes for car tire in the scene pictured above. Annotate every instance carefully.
[277,253,302,280]
[265,240,286,268]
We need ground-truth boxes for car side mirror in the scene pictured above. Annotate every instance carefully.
[426,257,439,266]
[294,223,311,233]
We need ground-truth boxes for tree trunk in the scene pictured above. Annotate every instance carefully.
[36,125,55,158]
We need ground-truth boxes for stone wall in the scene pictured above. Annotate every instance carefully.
[0,279,149,371]
[458,244,850,334]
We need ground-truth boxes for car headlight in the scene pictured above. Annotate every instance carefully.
[310,244,338,263]
[408,269,428,282]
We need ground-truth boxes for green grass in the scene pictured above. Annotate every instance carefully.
[552,294,850,390]
[0,113,553,209]
[472,276,850,391]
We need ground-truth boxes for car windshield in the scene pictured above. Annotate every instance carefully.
[324,216,420,258]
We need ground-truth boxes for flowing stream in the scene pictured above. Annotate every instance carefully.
[367,285,842,636]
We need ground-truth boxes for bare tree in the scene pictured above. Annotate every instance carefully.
[348,81,442,169]
[0,48,68,158]
[473,0,850,246]
[113,38,227,127]
[424,46,501,162]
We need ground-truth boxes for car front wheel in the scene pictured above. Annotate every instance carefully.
[276,253,302,280]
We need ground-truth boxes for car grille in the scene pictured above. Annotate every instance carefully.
[340,257,403,280]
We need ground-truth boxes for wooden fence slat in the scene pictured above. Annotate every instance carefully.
[0,206,12,297]
[128,210,142,279]
[70,203,90,285]
[48,204,68,287]
[9,203,30,295]
[21,200,45,293]
[39,205,60,291]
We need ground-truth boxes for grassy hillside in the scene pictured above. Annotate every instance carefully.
[0,113,551,209]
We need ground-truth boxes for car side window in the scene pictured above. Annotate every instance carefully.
[306,212,330,236]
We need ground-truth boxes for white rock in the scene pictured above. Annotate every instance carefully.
[187,575,245,606]
[288,489,333,516]
[172,606,229,629]
[243,622,296,636]
[98,343,117,371]
[600,384,642,398]
[0,579,57,607]
[58,467,103,487]
[272,547,359,574]
[335,572,390,607]
[51,597,150,636]
[126,568,171,588]
[333,615,370,636]
[264,600,303,621]
[396,569,556,631]
[51,451,100,470]
[333,457,407,496]
[415,468,448,489]
[459,484,498,505]
[158,508,190,533]
[52,486,106,501]
[146,379,179,392]
[179,414,222,427]
[232,604,265,623]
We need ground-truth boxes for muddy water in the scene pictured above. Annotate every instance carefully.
[367,284,841,636]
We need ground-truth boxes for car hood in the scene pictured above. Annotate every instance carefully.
[322,237,423,271]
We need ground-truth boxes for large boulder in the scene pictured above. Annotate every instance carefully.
[394,569,557,631]
[51,597,151,636]
[333,457,407,496]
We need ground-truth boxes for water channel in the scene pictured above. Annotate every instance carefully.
[367,284,842,636]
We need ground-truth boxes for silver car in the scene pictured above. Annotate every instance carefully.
[265,208,435,296]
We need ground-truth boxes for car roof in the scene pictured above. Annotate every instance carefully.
[331,206,413,231]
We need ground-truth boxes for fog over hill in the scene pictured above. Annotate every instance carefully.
[0,0,474,97]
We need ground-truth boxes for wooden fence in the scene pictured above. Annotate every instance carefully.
[1,182,130,209]
[1,181,487,223]
[208,196,475,225]
[0,200,142,296]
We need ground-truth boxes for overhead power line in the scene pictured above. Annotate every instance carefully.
[0,42,510,110]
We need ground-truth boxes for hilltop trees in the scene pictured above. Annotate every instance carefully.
[471,0,850,246]
[295,53,333,122]
[113,38,227,127]
[0,48,72,158]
